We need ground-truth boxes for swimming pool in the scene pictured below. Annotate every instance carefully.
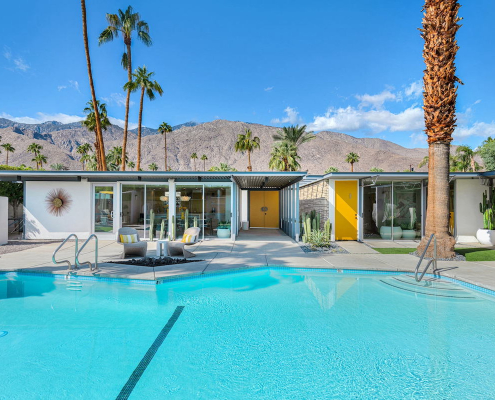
[1,268,495,399]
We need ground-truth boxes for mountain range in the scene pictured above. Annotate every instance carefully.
[0,118,430,173]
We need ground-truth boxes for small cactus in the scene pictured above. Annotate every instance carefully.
[149,210,155,241]
[159,219,166,240]
[185,209,189,230]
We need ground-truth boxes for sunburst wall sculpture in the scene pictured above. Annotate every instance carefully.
[45,188,72,217]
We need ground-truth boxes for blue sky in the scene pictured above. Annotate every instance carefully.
[1,0,494,148]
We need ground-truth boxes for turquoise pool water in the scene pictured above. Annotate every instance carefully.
[1,269,495,399]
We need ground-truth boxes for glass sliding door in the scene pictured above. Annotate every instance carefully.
[204,183,232,239]
[362,180,422,240]
[121,185,145,238]
[146,184,169,239]
[94,185,115,234]
[392,181,422,240]
[176,185,204,239]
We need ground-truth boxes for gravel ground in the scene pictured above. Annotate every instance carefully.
[299,242,349,254]
[0,240,61,255]
[409,251,466,262]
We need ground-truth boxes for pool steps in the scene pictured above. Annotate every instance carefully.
[380,275,477,299]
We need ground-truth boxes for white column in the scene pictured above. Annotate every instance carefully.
[0,197,7,245]
[295,182,300,241]
[168,179,176,240]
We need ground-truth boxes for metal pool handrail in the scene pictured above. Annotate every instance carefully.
[415,233,437,282]
[76,234,99,272]
[52,234,79,271]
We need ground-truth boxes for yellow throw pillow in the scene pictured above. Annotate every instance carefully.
[120,234,138,244]
[181,234,196,244]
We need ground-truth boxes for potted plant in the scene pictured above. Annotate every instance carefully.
[401,208,417,239]
[217,221,231,239]
[379,219,403,240]
[476,189,495,245]
[379,203,402,239]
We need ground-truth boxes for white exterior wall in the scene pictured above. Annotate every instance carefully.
[328,180,336,241]
[455,179,485,242]
[25,181,92,239]
[0,197,7,245]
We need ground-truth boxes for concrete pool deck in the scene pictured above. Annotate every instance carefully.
[1,230,495,293]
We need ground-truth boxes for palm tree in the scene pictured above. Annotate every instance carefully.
[269,142,301,171]
[76,143,92,170]
[235,129,261,171]
[345,152,360,172]
[325,166,339,173]
[417,0,461,259]
[106,146,127,171]
[272,125,315,147]
[27,143,42,156]
[1,143,15,166]
[455,145,478,172]
[81,0,106,170]
[85,154,98,171]
[209,163,237,172]
[82,101,111,166]
[33,154,47,170]
[127,161,135,170]
[201,154,208,171]
[124,66,163,170]
[158,122,172,171]
[418,155,429,168]
[99,6,152,171]
[191,153,198,171]
[148,162,158,171]
[50,163,67,171]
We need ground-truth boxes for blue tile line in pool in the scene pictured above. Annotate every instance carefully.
[116,306,185,400]
[2,267,495,298]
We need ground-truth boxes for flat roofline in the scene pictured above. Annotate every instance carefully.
[300,171,487,187]
[0,170,307,190]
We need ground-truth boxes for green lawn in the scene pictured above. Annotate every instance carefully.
[373,248,416,255]
[373,247,495,261]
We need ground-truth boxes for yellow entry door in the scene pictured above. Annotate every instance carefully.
[335,181,358,240]
[249,191,280,228]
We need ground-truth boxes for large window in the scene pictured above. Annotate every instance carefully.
[363,181,422,240]
[121,184,169,239]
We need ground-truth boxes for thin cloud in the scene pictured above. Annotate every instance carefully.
[356,90,397,109]
[404,80,423,98]
[271,106,301,124]
[108,116,138,130]
[3,46,29,72]
[264,87,274,92]
[102,92,134,107]
[1,111,138,129]
[58,80,80,92]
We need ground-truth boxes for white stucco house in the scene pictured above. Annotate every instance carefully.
[0,169,491,244]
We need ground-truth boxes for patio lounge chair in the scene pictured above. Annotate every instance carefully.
[117,227,148,258]
[168,227,201,258]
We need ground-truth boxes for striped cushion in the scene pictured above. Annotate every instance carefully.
[181,234,196,244]
[120,234,138,244]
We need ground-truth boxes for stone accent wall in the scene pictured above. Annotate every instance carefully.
[299,180,329,223]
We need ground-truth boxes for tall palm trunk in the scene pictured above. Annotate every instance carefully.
[136,86,145,171]
[163,133,167,171]
[81,0,106,171]
[351,162,354,172]
[122,40,132,171]
[6,152,8,166]
[247,150,252,172]
[417,0,461,258]
[203,160,206,171]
